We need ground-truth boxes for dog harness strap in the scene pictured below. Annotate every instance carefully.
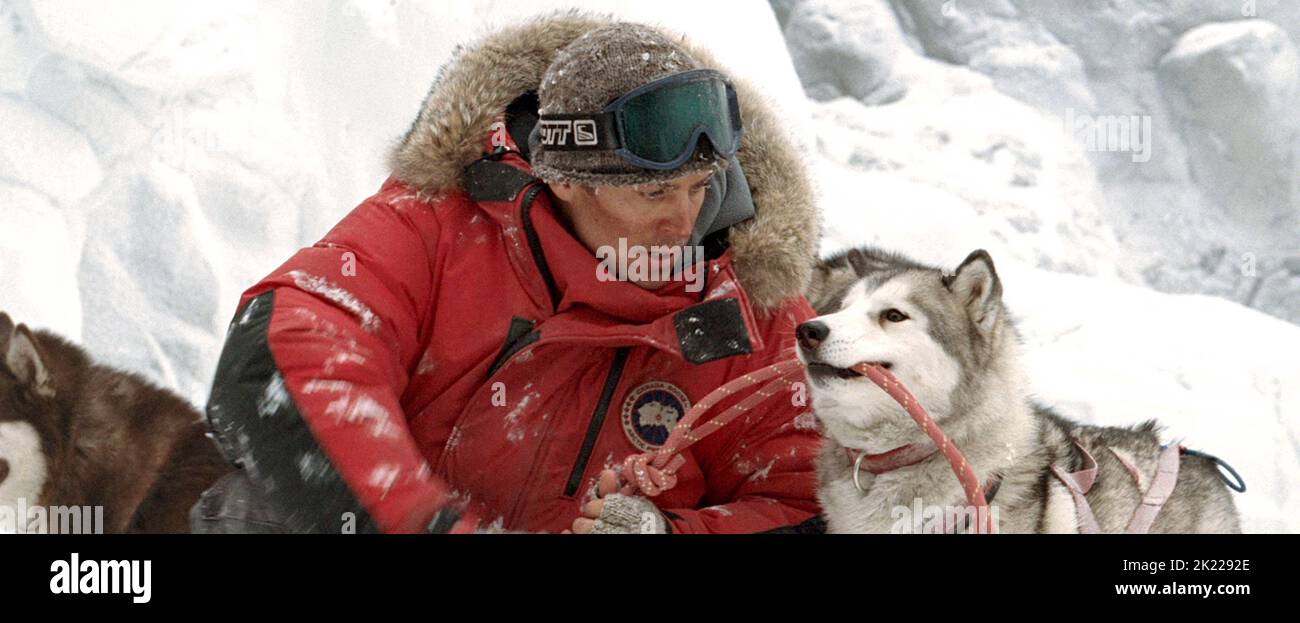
[1050,439,1101,534]
[1108,447,1147,490]
[1125,443,1181,534]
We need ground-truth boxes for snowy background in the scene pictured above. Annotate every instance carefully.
[0,0,1295,532]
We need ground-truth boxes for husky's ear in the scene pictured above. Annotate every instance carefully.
[945,250,1003,332]
[808,251,860,314]
[5,325,54,398]
[0,312,13,353]
[844,247,903,278]
[845,248,873,276]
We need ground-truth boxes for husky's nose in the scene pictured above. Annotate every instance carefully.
[0,458,8,485]
[796,320,830,352]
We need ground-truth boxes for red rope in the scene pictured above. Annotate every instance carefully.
[619,358,804,497]
[616,357,994,533]
[851,362,994,534]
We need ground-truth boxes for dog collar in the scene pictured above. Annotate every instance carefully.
[845,442,939,492]
[845,443,1005,504]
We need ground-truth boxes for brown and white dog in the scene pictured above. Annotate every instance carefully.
[0,311,231,533]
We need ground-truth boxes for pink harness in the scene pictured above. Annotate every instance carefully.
[1050,439,1184,534]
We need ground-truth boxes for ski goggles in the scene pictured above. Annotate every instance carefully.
[536,69,743,170]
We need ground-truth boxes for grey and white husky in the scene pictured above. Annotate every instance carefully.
[797,247,1241,534]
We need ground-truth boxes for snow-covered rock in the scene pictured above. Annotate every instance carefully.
[782,0,908,103]
[781,0,1300,326]
[784,1,1127,280]
[1158,19,1300,232]
[1014,0,1244,72]
[889,0,1096,114]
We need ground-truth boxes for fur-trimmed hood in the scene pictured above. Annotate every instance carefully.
[389,9,818,312]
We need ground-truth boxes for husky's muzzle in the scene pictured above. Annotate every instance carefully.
[795,320,892,381]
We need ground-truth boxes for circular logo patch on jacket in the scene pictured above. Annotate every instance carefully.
[621,381,691,452]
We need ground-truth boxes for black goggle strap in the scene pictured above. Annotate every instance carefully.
[534,112,622,151]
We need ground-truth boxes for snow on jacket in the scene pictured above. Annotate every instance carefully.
[205,11,823,534]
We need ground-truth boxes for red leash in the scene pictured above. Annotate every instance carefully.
[851,362,995,534]
[617,357,994,533]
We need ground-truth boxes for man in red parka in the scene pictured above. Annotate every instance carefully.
[198,12,824,534]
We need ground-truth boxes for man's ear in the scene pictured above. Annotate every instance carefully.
[946,250,1003,333]
[548,181,579,204]
[5,325,54,398]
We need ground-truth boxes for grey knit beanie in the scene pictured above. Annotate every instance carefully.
[529,23,729,187]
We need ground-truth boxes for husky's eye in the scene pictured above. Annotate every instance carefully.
[882,309,909,323]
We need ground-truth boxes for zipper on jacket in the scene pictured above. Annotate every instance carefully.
[486,317,538,377]
[519,184,562,312]
[563,347,631,497]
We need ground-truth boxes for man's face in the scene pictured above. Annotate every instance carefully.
[549,169,715,290]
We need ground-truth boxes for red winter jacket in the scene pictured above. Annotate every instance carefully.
[205,14,823,534]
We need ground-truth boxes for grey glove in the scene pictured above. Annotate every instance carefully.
[591,494,668,534]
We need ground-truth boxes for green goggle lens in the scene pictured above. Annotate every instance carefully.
[617,75,739,167]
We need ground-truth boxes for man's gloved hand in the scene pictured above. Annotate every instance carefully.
[590,493,668,534]
[567,469,668,534]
